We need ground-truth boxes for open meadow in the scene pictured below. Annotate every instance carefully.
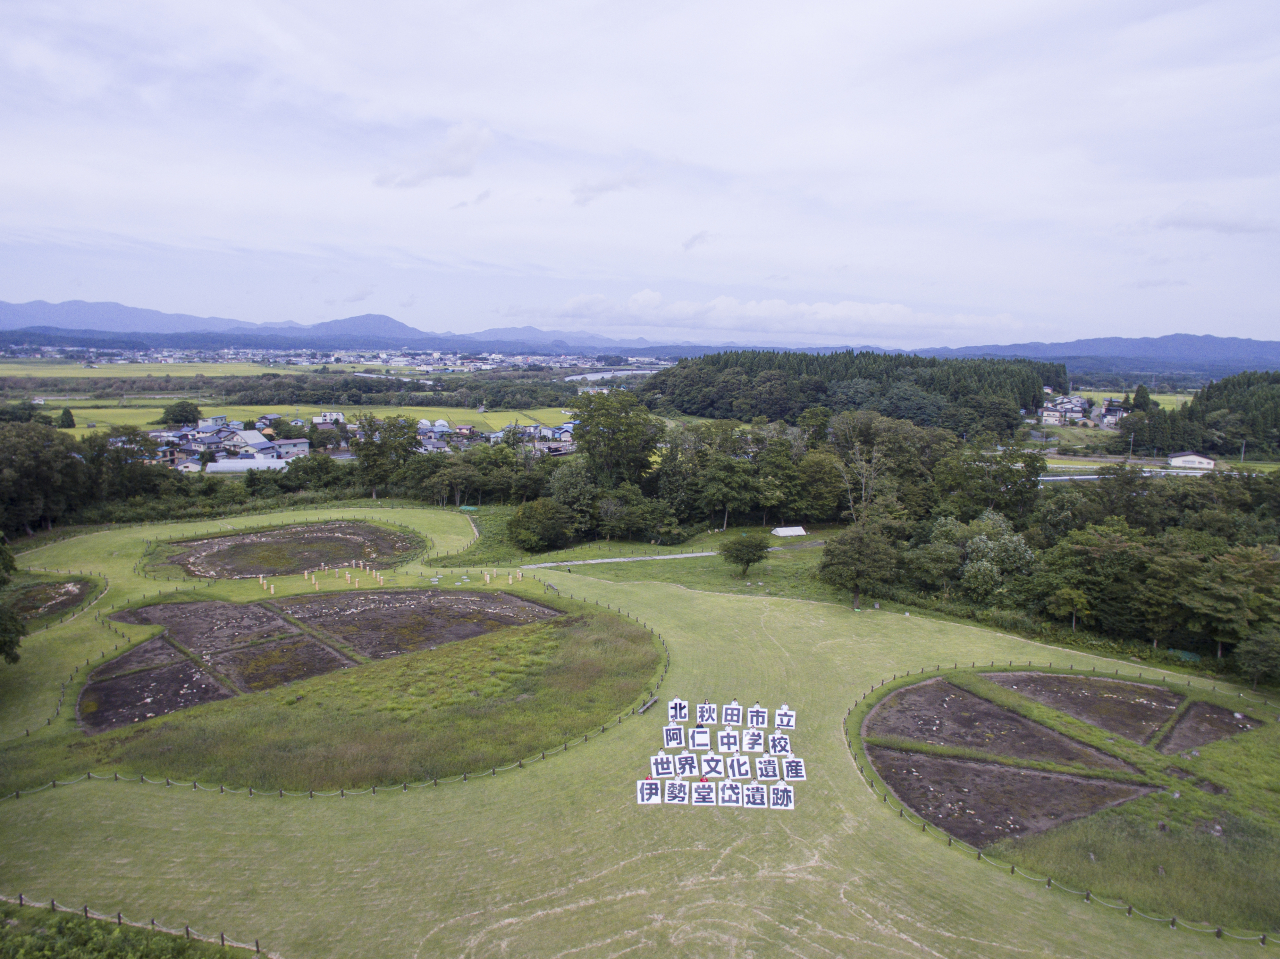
[0,507,1275,957]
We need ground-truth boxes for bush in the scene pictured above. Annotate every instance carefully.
[507,498,573,551]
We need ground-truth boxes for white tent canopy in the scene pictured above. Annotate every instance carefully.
[771,526,807,537]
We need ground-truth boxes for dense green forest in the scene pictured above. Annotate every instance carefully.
[638,350,1065,436]
[1116,370,1280,459]
[2,389,1278,680]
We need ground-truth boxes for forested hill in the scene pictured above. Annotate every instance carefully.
[1119,370,1280,459]
[639,350,1066,437]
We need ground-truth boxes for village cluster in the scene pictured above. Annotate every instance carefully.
[636,698,805,808]
[142,410,579,473]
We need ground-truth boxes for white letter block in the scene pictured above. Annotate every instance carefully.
[662,724,686,749]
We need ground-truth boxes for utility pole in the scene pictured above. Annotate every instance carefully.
[1241,439,1247,464]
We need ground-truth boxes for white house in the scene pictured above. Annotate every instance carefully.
[1168,451,1215,469]
[312,411,345,424]
[1040,409,1063,426]
[197,415,228,430]
[205,457,290,474]
[273,437,310,458]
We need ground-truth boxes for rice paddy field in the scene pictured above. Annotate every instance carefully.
[0,361,423,379]
[1076,391,1193,410]
[33,401,574,439]
[0,505,1274,957]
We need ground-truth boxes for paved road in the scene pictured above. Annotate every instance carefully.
[522,552,716,569]
[521,540,825,569]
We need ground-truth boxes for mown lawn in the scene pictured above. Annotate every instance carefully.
[1,511,1273,957]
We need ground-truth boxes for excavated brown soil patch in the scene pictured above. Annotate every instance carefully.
[985,672,1183,743]
[8,579,94,621]
[1158,702,1259,755]
[90,638,183,680]
[78,662,232,733]
[211,637,353,692]
[278,590,559,659]
[867,747,1153,847]
[863,679,1129,769]
[164,521,421,578]
[83,592,559,730]
[110,601,299,657]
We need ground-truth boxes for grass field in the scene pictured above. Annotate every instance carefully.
[0,361,434,379]
[39,402,573,439]
[1076,391,1192,410]
[0,506,1273,956]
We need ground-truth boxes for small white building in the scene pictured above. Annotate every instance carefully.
[205,457,290,474]
[197,415,228,430]
[1040,409,1063,426]
[1168,451,1215,469]
[312,411,345,424]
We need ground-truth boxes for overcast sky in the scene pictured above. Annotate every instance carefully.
[1,1,1277,347]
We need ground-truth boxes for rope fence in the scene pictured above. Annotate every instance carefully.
[0,892,280,956]
[843,660,1273,946]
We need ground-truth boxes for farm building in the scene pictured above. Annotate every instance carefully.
[1167,451,1215,469]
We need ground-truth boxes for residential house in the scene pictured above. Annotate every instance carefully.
[273,437,310,458]
[312,411,345,424]
[1099,405,1125,427]
[197,415,228,431]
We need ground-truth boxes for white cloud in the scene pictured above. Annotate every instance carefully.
[375,124,491,188]
[571,174,644,206]
[682,231,712,252]
[0,1,1277,344]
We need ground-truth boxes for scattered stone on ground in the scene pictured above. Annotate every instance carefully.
[211,636,353,692]
[862,679,1131,769]
[83,591,561,729]
[163,521,421,578]
[985,672,1184,744]
[7,579,93,621]
[89,637,183,681]
[78,662,232,733]
[868,747,1153,847]
[110,601,299,656]
[278,590,559,658]
[1157,701,1259,754]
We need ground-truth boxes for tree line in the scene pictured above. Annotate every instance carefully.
[1115,370,1280,459]
[638,350,1065,436]
[2,391,1277,680]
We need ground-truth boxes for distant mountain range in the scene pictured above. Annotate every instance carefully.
[1,300,1278,374]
